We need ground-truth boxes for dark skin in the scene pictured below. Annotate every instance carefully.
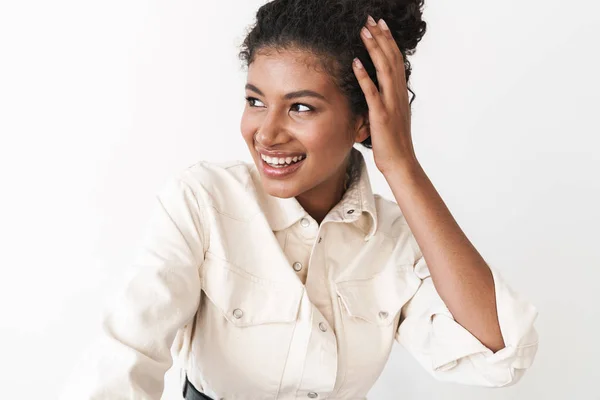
[354,15,505,352]
[240,50,370,224]
[241,14,504,352]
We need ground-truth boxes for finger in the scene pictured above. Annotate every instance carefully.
[352,57,385,114]
[369,18,409,108]
[376,18,407,83]
[361,18,396,104]
[367,18,401,75]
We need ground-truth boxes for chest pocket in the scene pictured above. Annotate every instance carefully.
[192,253,304,396]
[200,252,303,326]
[336,262,420,326]
[334,263,421,392]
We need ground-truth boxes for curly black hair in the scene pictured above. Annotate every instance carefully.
[239,0,427,150]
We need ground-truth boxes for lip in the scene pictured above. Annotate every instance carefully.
[259,154,306,179]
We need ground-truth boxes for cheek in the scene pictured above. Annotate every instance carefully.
[239,112,256,143]
[302,122,351,155]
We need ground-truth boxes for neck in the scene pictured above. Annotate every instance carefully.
[295,156,352,225]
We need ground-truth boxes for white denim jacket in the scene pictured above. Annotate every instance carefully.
[60,148,538,400]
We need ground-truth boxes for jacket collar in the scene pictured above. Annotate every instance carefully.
[250,148,378,241]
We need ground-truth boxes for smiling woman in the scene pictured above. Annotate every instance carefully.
[236,0,425,224]
[58,1,539,399]
[241,50,363,221]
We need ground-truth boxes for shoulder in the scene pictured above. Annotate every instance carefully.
[372,193,421,258]
[373,194,409,237]
[167,158,261,216]
[176,158,254,189]
[180,158,252,182]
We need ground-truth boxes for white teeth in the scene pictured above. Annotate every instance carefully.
[260,153,306,166]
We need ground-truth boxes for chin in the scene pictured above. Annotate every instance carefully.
[261,180,303,199]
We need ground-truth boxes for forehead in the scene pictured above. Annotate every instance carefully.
[247,49,337,92]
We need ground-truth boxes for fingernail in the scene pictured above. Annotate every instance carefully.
[353,58,363,69]
[367,15,377,26]
[362,27,372,39]
[378,18,389,30]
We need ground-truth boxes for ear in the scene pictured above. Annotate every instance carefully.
[353,113,371,144]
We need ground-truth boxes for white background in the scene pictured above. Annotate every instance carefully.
[1,0,599,399]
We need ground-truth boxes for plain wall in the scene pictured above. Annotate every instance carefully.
[1,0,599,398]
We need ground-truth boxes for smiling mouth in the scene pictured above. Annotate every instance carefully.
[260,153,307,167]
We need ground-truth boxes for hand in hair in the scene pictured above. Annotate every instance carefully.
[353,15,417,174]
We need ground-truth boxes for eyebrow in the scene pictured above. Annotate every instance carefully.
[245,83,328,102]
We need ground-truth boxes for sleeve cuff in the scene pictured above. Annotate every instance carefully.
[426,265,539,372]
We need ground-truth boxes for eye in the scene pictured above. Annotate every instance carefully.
[290,103,313,113]
[245,96,265,108]
[245,97,314,113]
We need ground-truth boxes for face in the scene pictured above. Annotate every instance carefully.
[240,49,368,200]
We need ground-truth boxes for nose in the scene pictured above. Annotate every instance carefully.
[254,109,289,147]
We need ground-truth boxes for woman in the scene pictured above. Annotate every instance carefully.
[60,0,538,399]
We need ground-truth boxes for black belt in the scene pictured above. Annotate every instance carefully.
[183,374,214,400]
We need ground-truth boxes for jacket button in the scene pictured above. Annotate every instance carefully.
[347,209,355,214]
[301,218,310,227]
[233,309,244,319]
[307,392,318,398]
[319,322,327,332]
[379,311,389,319]
[293,262,303,272]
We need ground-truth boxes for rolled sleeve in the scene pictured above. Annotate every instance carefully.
[395,256,538,387]
[59,175,207,399]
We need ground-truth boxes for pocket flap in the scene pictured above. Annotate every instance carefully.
[201,255,303,327]
[336,264,420,326]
